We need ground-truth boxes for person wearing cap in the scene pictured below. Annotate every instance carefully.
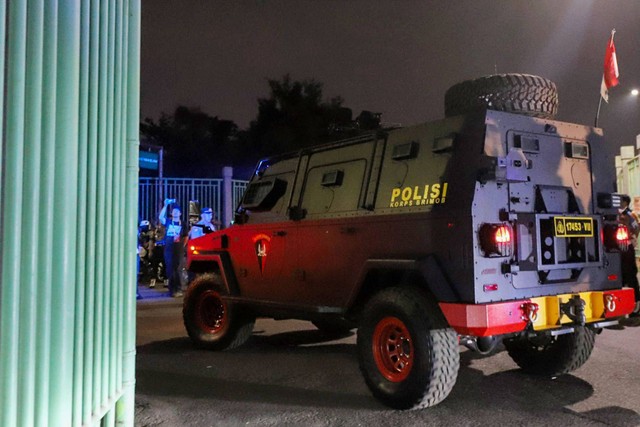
[159,198,188,298]
[189,207,216,240]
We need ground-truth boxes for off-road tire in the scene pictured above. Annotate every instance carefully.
[357,287,459,410]
[504,326,595,376]
[444,74,559,119]
[183,274,255,351]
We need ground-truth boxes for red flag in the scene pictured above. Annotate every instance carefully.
[600,29,619,103]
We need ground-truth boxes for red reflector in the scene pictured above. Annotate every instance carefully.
[608,274,618,281]
[483,284,499,292]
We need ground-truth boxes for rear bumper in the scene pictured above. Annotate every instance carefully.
[439,287,636,337]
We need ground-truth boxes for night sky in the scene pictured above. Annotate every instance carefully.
[141,1,640,162]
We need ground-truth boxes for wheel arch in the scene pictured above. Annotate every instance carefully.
[346,257,459,321]
[187,252,239,295]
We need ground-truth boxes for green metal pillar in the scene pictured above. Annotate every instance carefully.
[0,1,141,426]
[19,1,44,426]
[119,0,140,424]
[1,2,28,424]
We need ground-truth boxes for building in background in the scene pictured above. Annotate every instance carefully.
[615,136,640,211]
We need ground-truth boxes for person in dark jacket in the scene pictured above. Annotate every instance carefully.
[159,199,188,298]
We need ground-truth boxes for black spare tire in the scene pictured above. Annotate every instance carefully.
[444,74,558,119]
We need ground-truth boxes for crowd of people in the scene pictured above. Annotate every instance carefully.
[138,198,217,298]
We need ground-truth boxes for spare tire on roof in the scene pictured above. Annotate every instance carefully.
[444,74,559,119]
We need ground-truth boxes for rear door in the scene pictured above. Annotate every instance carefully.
[505,130,602,287]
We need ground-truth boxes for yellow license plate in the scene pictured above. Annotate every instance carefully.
[553,217,594,237]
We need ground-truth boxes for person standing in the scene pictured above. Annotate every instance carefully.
[188,207,216,240]
[159,199,188,298]
[618,194,640,317]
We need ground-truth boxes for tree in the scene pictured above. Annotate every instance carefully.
[247,74,363,157]
[141,106,241,177]
[140,76,384,178]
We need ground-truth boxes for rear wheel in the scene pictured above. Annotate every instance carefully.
[504,326,595,376]
[183,274,255,350]
[357,287,459,409]
[444,74,559,119]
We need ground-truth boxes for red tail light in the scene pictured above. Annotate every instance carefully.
[603,224,630,251]
[616,226,629,242]
[495,226,511,244]
[479,223,513,257]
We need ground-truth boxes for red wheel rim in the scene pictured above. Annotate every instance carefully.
[195,290,227,334]
[372,316,413,382]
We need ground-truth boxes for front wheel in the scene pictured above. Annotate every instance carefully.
[183,274,255,350]
[357,287,459,409]
[504,326,596,376]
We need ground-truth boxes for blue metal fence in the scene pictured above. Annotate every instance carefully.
[139,177,248,227]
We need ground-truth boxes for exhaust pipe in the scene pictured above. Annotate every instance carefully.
[461,335,501,355]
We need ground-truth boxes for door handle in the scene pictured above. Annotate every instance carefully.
[273,230,287,237]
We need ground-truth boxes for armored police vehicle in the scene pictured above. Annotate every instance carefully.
[183,74,637,410]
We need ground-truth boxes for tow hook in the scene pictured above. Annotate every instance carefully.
[521,302,539,323]
[605,294,617,313]
[560,295,586,325]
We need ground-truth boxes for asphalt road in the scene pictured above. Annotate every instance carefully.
[135,295,640,427]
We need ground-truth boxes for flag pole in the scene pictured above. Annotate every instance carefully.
[595,95,603,127]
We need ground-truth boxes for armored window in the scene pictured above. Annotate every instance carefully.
[241,178,287,211]
[302,160,366,216]
[392,141,419,160]
[564,141,589,159]
[321,170,344,187]
[513,134,540,153]
[432,136,455,153]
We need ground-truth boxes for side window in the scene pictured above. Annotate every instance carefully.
[241,177,287,212]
